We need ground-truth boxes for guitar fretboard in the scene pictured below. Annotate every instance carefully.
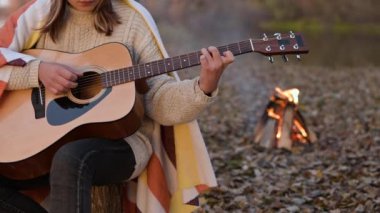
[101,39,254,87]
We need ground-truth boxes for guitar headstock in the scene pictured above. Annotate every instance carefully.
[252,31,309,62]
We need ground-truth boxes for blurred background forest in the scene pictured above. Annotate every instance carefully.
[139,0,379,67]
[1,0,379,212]
[1,0,379,66]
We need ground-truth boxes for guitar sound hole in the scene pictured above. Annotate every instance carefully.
[71,71,102,100]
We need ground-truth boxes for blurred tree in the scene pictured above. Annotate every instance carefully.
[254,0,379,24]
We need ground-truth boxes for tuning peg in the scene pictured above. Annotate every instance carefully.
[296,55,301,60]
[268,56,274,63]
[274,33,281,40]
[263,33,268,41]
[282,55,289,62]
[290,31,296,38]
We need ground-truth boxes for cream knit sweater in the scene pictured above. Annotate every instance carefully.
[5,0,216,179]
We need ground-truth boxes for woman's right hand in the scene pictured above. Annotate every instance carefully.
[38,62,82,95]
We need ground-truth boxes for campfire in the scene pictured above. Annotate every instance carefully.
[253,87,317,150]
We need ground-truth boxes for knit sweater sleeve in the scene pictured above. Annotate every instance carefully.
[5,60,41,90]
[129,13,217,126]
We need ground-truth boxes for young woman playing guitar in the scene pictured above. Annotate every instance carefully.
[0,0,234,212]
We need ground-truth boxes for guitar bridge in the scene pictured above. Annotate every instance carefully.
[31,86,46,119]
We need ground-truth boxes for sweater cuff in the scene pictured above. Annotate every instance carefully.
[28,60,41,88]
[194,77,218,103]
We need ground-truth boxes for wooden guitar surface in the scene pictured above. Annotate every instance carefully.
[0,43,143,180]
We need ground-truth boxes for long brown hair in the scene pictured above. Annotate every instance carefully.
[40,0,121,42]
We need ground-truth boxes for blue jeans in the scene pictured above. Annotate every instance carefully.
[0,138,136,213]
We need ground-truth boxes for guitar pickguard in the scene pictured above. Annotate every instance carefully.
[46,88,112,126]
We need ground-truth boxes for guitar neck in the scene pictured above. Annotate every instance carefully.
[101,39,254,87]
[101,32,308,87]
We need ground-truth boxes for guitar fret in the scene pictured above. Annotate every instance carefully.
[121,68,125,83]
[106,72,112,87]
[139,64,143,78]
[112,72,117,84]
[111,71,116,85]
[180,55,190,68]
[139,64,146,78]
[157,60,165,74]
[230,43,238,55]
[114,69,118,85]
[164,58,173,72]
[173,56,181,70]
[122,69,126,83]
[132,66,137,80]
[138,65,142,79]
[240,40,253,54]
[218,46,227,54]
[177,56,182,69]
[134,66,139,81]
[117,69,122,85]
[106,72,110,86]
[105,72,109,86]
[110,70,115,85]
[189,52,199,66]
[117,71,120,84]
[186,54,191,66]
[145,63,153,76]
[140,64,144,78]
[170,58,175,71]
[128,67,133,81]
[138,64,142,79]
[113,69,117,85]
[239,41,247,53]
[145,64,149,77]
[101,73,108,87]
[127,69,131,82]
[180,56,184,69]
[152,61,160,75]
[161,59,167,73]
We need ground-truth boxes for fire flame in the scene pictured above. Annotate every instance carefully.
[254,86,316,150]
[271,87,303,142]
[274,87,299,105]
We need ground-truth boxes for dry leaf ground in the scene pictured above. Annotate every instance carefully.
[194,60,380,212]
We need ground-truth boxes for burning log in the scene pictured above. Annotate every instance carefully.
[253,87,317,150]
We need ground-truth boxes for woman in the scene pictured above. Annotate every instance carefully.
[0,0,234,212]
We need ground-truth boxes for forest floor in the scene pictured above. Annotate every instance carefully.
[193,60,380,212]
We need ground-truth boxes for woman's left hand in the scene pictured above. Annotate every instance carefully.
[198,46,234,95]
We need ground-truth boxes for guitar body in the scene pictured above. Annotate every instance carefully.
[0,43,144,180]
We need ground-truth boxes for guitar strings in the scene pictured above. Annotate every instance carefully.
[71,44,247,86]
[68,44,256,95]
[69,36,297,94]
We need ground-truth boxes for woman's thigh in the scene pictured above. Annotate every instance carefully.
[50,138,136,185]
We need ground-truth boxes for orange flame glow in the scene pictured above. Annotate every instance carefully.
[271,88,308,146]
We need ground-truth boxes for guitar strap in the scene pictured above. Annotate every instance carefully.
[0,1,217,212]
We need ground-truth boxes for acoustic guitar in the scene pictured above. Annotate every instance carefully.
[0,32,309,180]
